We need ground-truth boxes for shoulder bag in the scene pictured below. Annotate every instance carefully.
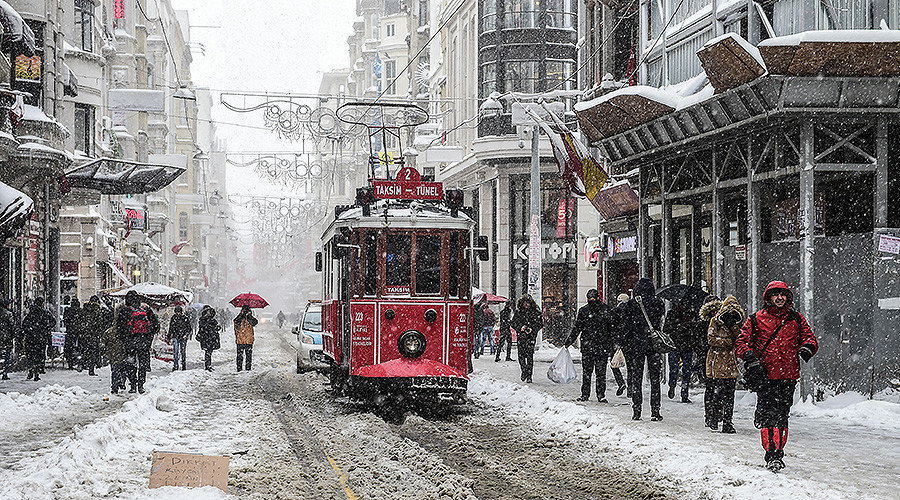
[636,296,676,354]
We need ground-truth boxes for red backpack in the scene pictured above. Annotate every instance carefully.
[129,307,150,335]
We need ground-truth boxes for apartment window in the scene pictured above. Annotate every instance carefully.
[74,0,93,52]
[386,23,395,37]
[179,212,188,240]
[384,59,397,94]
[73,103,94,155]
[482,0,497,31]
[146,65,154,89]
[505,60,539,93]
[546,60,574,90]
[546,0,575,28]
[480,62,497,97]
[418,0,429,27]
[504,0,539,29]
[371,13,380,38]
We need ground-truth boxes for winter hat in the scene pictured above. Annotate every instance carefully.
[90,295,100,303]
[587,289,600,301]
[616,293,630,304]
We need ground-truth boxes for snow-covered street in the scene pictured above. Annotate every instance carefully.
[1,326,897,499]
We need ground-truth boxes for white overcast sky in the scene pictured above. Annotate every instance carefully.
[172,0,357,198]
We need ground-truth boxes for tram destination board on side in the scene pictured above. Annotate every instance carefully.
[372,180,444,200]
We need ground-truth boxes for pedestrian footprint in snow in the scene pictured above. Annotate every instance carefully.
[698,295,742,434]
[735,281,818,472]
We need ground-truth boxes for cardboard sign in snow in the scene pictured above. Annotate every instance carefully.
[148,451,229,492]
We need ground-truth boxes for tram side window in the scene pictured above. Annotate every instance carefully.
[386,234,412,293]
[363,231,378,297]
[415,234,442,295]
[448,233,460,298]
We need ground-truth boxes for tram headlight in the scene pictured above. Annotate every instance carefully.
[424,309,437,323]
[398,330,427,358]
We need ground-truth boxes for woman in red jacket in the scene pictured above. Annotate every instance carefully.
[735,281,818,472]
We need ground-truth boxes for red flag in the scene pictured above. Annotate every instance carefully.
[171,241,188,254]
[123,219,132,239]
[626,44,637,86]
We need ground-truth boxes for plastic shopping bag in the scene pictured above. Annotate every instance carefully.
[610,348,626,369]
[547,347,577,384]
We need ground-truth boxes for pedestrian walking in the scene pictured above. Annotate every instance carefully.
[79,296,105,376]
[699,295,742,433]
[617,278,665,421]
[611,293,631,397]
[276,310,286,329]
[511,295,542,383]
[104,304,129,393]
[0,299,17,380]
[476,303,496,357]
[664,301,705,403]
[63,297,82,369]
[233,305,258,371]
[735,281,818,472]
[565,289,620,402]
[167,306,192,371]
[495,300,514,362]
[472,296,486,360]
[197,306,220,371]
[23,297,55,381]
[118,291,159,393]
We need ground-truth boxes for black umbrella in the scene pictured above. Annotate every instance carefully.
[656,284,708,309]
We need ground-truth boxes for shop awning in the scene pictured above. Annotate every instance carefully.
[62,63,78,97]
[0,180,33,238]
[106,260,134,287]
[0,1,36,56]
[65,158,186,195]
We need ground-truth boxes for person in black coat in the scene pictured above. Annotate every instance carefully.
[23,297,55,381]
[196,305,221,371]
[618,277,665,421]
[663,302,705,403]
[495,300,514,362]
[63,297,82,369]
[565,289,620,402]
[167,306,192,371]
[510,294,543,383]
[0,299,16,380]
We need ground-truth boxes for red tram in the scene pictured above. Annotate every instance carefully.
[316,168,488,409]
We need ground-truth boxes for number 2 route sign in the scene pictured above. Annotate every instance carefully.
[372,166,443,200]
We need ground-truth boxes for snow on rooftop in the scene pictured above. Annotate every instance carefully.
[759,29,900,46]
[704,31,767,72]
[574,85,682,113]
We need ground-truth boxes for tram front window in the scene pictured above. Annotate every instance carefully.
[386,234,412,294]
[415,234,442,295]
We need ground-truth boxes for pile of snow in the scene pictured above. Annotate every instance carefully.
[703,31,767,71]
[791,391,900,431]
[759,29,900,47]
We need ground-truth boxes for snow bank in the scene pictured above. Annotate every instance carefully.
[791,392,900,431]
[0,385,100,431]
[468,372,849,500]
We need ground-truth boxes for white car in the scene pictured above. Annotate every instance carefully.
[292,302,325,373]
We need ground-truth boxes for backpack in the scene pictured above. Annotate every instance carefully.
[129,307,150,336]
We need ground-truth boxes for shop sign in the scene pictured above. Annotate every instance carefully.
[878,234,900,255]
[125,208,145,230]
[607,234,637,258]
[584,238,602,269]
[51,332,66,348]
[514,240,577,263]
[372,166,443,200]
[735,245,748,260]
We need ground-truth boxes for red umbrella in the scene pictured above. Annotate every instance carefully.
[230,293,269,308]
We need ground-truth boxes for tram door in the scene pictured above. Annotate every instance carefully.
[339,248,352,365]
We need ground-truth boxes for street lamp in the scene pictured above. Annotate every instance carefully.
[479,92,503,119]
[173,85,196,101]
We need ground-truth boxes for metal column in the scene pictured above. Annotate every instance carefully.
[712,151,723,297]
[799,121,816,401]
[638,202,649,277]
[661,196,673,286]
[748,140,761,312]
[692,201,704,287]
[876,118,888,227]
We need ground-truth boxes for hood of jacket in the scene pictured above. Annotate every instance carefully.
[714,295,746,325]
[699,299,723,321]
[632,278,656,299]
[763,280,794,307]
[83,301,101,314]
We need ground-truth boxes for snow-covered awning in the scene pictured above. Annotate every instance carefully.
[758,29,900,77]
[0,180,33,237]
[65,158,186,195]
[0,1,36,56]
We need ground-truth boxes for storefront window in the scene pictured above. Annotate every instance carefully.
[546,60,574,91]
[481,62,497,98]
[506,60,539,93]
[546,0,575,28]
[482,0,497,31]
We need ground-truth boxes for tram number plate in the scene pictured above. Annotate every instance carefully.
[373,180,443,200]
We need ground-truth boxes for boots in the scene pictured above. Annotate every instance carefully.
[761,427,787,471]
[632,409,641,421]
[650,411,663,421]
[26,370,33,381]
[721,421,736,434]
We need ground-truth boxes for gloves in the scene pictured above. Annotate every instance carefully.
[799,344,815,363]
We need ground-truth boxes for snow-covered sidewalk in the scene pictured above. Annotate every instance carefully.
[471,346,900,500]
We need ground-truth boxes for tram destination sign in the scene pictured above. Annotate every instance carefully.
[372,180,444,200]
